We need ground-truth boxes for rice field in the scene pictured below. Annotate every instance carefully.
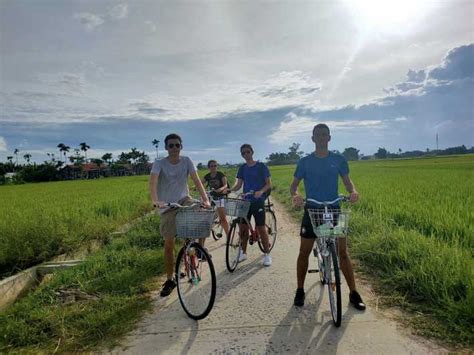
[0,176,151,277]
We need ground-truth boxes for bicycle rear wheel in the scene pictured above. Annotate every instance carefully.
[176,242,216,320]
[211,213,224,240]
[326,240,342,327]
[258,210,277,253]
[226,220,241,272]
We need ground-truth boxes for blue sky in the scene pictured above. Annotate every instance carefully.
[1,0,473,164]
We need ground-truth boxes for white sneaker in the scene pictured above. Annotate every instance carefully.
[238,251,248,262]
[263,254,272,267]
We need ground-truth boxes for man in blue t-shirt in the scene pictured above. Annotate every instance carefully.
[229,144,273,267]
[290,124,366,310]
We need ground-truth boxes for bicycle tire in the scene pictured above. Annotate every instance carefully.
[326,240,342,327]
[225,220,241,272]
[211,214,224,240]
[258,210,277,253]
[175,242,216,320]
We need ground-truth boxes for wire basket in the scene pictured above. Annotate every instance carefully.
[224,198,251,218]
[307,209,350,238]
[175,208,215,239]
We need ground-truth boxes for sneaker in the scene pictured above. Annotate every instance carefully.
[160,279,176,297]
[263,253,272,267]
[238,250,248,262]
[349,290,366,310]
[294,288,305,307]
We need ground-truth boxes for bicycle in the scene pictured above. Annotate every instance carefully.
[224,191,278,272]
[206,190,229,241]
[306,195,350,327]
[168,200,217,320]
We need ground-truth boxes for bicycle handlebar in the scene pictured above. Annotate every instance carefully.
[162,199,212,209]
[305,195,348,206]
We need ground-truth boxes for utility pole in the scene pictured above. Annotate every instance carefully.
[436,133,439,151]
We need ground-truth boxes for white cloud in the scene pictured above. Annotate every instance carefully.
[109,3,128,20]
[268,112,382,143]
[74,13,105,31]
[129,71,322,121]
[395,116,408,121]
[0,137,7,152]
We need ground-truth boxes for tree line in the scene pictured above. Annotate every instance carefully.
[0,139,162,185]
[265,144,474,165]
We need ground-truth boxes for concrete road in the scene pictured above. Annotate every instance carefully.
[112,199,445,354]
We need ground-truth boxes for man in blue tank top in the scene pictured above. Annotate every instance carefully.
[229,144,273,267]
[290,124,366,310]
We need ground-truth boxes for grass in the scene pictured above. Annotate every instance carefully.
[269,155,474,346]
[0,176,152,277]
[0,213,168,352]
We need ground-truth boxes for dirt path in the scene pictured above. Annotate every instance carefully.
[112,199,445,354]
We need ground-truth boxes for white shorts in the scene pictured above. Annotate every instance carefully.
[213,198,225,208]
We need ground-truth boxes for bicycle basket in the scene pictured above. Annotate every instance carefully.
[175,208,215,239]
[224,198,251,218]
[307,209,350,238]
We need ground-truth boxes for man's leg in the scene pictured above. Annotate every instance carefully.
[337,238,355,292]
[256,226,270,253]
[164,237,176,279]
[338,238,366,310]
[239,222,249,254]
[297,237,315,288]
[159,210,178,297]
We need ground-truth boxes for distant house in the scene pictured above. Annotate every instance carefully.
[4,172,17,181]
[61,163,110,180]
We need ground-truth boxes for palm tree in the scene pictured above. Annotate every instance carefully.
[152,139,160,158]
[102,153,113,165]
[23,153,32,164]
[57,143,70,164]
[79,142,91,163]
[13,148,19,165]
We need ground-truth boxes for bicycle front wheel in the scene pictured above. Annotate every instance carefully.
[176,242,216,320]
[226,221,241,272]
[326,240,342,327]
[258,210,277,253]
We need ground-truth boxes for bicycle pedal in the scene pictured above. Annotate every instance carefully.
[308,269,319,273]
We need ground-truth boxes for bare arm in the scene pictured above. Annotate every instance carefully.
[255,177,272,199]
[230,178,243,192]
[149,173,162,207]
[215,175,228,194]
[341,175,359,203]
[191,171,211,207]
[290,176,304,207]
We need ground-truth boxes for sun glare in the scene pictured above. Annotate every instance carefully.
[344,0,435,34]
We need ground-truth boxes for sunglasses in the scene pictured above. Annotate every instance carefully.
[241,150,252,156]
[209,165,217,168]
[167,143,181,149]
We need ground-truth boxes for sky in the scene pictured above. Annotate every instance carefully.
[1,0,473,165]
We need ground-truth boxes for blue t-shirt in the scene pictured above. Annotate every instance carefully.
[294,152,349,207]
[237,162,271,202]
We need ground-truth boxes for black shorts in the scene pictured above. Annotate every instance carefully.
[300,206,340,239]
[240,200,266,227]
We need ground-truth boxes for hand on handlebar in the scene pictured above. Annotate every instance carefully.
[349,191,359,203]
[292,194,304,208]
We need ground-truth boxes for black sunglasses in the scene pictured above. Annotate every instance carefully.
[241,150,252,156]
[167,143,181,149]
[209,165,217,168]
